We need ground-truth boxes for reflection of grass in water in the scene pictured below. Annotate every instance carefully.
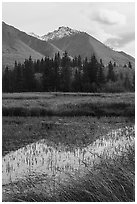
[2,116,135,156]
[3,126,135,202]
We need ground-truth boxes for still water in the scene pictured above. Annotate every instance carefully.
[2,126,134,185]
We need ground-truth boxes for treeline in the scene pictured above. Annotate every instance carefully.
[2,52,134,93]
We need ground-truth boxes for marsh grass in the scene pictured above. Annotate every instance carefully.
[3,144,135,202]
[2,126,135,202]
[2,93,135,201]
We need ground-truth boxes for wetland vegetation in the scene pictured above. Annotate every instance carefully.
[2,92,135,202]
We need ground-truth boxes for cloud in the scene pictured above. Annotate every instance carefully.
[92,9,126,26]
[105,32,135,48]
[90,28,119,43]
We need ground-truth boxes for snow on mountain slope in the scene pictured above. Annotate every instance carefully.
[28,32,44,41]
[41,26,81,41]
[28,26,81,41]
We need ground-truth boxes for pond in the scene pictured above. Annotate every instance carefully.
[2,126,134,185]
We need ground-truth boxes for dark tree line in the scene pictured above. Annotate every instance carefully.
[2,52,134,93]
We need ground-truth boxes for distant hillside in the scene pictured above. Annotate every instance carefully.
[2,22,62,69]
[49,31,135,67]
[118,51,135,63]
[2,23,135,69]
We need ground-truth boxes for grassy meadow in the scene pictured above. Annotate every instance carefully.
[2,92,135,117]
[2,92,135,202]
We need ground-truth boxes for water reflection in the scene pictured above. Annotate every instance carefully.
[2,126,134,185]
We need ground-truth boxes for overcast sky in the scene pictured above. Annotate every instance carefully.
[2,2,135,57]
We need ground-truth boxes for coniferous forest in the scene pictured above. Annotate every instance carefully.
[2,51,134,93]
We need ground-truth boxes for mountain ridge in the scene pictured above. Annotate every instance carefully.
[2,22,135,69]
[49,31,135,66]
[28,25,135,65]
[2,22,63,69]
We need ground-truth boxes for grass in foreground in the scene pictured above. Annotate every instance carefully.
[3,126,135,202]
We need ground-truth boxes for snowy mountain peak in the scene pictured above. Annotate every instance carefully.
[41,26,81,41]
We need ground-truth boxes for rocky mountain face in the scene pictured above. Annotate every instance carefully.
[41,26,81,41]
[2,22,135,69]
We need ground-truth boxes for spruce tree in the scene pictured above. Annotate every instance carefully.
[128,61,132,69]
[107,61,116,82]
[2,66,11,92]
[113,62,116,67]
[88,55,99,84]
[60,51,71,91]
[82,57,90,91]
[124,73,132,91]
[14,62,24,92]
[132,73,135,91]
[54,53,60,91]
[77,55,82,69]
[23,56,35,91]
[72,68,82,92]
[42,57,50,91]
[97,59,105,85]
